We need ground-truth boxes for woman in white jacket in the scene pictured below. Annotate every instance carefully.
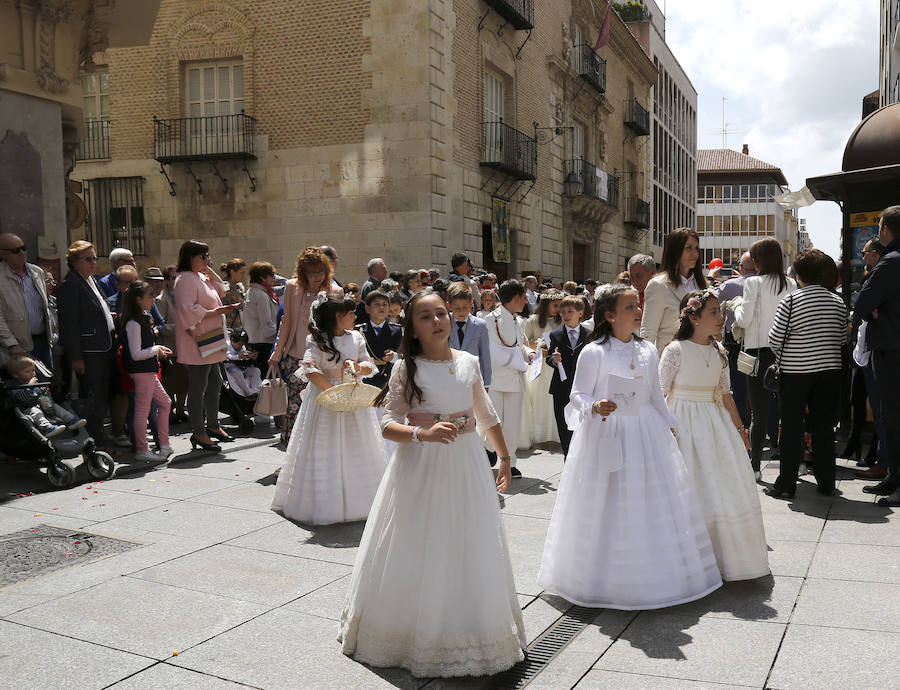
[242,261,280,373]
[733,238,796,477]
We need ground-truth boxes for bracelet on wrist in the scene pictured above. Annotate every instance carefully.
[411,425,423,443]
[498,455,511,463]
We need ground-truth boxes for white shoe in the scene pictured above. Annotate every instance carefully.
[754,471,762,482]
[67,418,87,431]
[114,434,131,448]
[135,450,165,463]
[159,446,175,459]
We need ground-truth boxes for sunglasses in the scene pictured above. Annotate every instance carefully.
[3,245,27,254]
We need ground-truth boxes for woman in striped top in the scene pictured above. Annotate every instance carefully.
[765,249,847,500]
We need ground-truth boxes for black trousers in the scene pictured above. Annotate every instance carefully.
[847,362,868,442]
[774,369,841,495]
[871,350,900,486]
[72,349,115,442]
[248,342,273,374]
[552,393,573,456]
[746,348,776,471]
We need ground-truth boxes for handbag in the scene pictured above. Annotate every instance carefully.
[736,287,761,376]
[193,316,227,358]
[763,294,793,393]
[254,365,288,416]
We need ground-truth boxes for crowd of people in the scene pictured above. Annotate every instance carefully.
[1,203,898,679]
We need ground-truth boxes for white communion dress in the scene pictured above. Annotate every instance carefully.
[271,331,387,525]
[339,351,526,678]
[659,340,770,581]
[524,315,561,445]
[538,337,722,610]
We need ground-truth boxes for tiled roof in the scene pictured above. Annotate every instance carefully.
[697,148,782,173]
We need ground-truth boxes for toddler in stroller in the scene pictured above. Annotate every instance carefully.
[6,357,86,437]
[219,331,260,433]
[2,358,115,488]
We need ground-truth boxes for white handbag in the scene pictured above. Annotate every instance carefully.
[254,366,288,416]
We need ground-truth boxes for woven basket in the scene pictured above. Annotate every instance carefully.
[315,381,381,412]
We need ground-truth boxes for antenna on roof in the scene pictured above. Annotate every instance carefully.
[719,97,738,149]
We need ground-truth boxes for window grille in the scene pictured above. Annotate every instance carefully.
[83,177,146,257]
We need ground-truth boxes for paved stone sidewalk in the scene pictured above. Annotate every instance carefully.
[1,430,897,689]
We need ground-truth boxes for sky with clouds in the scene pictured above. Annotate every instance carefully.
[660,0,880,257]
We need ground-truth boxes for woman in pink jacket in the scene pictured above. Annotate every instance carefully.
[174,240,238,451]
[269,247,338,443]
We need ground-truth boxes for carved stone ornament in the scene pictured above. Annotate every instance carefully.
[79,1,111,71]
[36,0,76,94]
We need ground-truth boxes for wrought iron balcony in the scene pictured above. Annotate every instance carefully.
[625,197,651,228]
[481,0,534,30]
[624,99,651,136]
[77,120,110,161]
[563,159,619,208]
[481,121,537,181]
[573,44,606,94]
[153,113,257,163]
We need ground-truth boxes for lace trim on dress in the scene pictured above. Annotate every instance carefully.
[339,611,525,678]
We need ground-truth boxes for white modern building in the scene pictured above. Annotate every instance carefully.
[880,0,900,106]
[621,0,698,262]
[696,146,798,268]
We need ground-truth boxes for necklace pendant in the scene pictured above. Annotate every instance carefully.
[629,364,635,370]
[448,367,455,374]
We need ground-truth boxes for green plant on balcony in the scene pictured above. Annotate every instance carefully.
[613,1,649,22]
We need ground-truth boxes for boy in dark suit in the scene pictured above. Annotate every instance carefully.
[547,295,588,456]
[447,282,492,387]
[356,290,402,389]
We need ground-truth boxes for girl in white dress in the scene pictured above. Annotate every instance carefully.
[660,290,769,581]
[524,293,563,445]
[271,297,387,525]
[340,291,525,678]
[538,284,722,610]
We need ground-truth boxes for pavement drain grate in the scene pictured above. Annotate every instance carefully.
[0,525,141,586]
[487,605,599,689]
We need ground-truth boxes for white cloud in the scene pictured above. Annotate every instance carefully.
[662,0,880,257]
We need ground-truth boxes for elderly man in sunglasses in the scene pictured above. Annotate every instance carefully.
[0,232,55,370]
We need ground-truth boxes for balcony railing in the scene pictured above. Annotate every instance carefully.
[481,0,534,30]
[624,99,651,136]
[153,113,257,163]
[573,44,606,94]
[564,159,619,208]
[625,197,651,228]
[77,120,110,161]
[481,121,537,181]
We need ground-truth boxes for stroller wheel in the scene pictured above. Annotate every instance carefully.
[86,451,116,480]
[47,461,76,489]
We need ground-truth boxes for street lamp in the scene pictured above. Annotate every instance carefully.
[563,170,581,198]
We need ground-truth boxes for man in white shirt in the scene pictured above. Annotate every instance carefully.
[524,275,539,314]
[482,279,535,476]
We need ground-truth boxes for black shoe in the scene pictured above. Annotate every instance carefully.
[190,435,222,452]
[487,450,498,468]
[510,467,522,478]
[763,487,794,501]
[876,488,900,507]
[862,480,898,496]
[840,438,861,462]
[206,428,235,442]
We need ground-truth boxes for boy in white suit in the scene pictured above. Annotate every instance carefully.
[482,279,534,476]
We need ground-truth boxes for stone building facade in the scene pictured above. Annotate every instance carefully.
[0,0,159,279]
[71,0,656,283]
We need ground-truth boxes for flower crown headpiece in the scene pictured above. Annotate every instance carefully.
[679,289,717,320]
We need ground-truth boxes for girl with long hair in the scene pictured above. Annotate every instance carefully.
[523,292,563,445]
[271,296,386,524]
[122,281,173,461]
[538,284,721,609]
[641,227,707,354]
[340,290,525,678]
[660,290,769,581]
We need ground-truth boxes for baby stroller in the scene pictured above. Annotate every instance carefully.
[1,380,115,489]
[218,360,258,434]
